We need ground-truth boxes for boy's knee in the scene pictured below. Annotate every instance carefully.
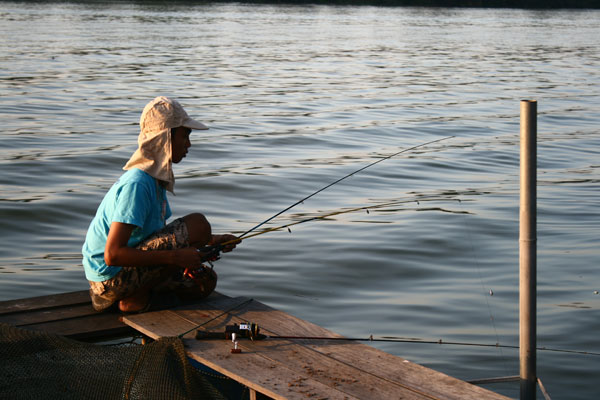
[184,213,212,245]
[184,212,209,226]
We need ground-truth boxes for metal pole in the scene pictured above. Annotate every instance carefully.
[520,100,537,399]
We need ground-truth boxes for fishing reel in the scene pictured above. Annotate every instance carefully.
[183,265,212,282]
[182,245,223,282]
[226,322,262,340]
[195,322,265,341]
[197,244,222,263]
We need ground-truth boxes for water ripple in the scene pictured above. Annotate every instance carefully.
[1,4,599,399]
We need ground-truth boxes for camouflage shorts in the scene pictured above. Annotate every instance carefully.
[89,217,216,311]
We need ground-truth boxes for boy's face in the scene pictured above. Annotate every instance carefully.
[171,126,192,163]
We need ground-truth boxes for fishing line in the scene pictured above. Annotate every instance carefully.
[456,197,511,375]
[259,335,600,356]
[237,136,454,240]
[239,196,462,241]
[177,298,253,338]
[204,137,455,254]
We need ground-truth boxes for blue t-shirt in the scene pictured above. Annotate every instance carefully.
[82,168,172,282]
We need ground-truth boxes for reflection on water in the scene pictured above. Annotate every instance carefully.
[1,3,599,399]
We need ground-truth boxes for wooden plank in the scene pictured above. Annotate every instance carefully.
[126,305,370,399]
[184,338,360,400]
[123,307,199,339]
[124,297,509,400]
[125,299,361,400]
[0,290,133,341]
[18,313,133,341]
[304,341,510,400]
[192,298,509,399]
[122,294,249,339]
[170,307,428,398]
[0,290,91,314]
[173,304,502,400]
[0,290,230,342]
[231,335,428,399]
[222,300,510,400]
[0,303,98,326]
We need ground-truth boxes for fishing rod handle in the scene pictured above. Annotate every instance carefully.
[196,244,223,262]
[195,330,229,340]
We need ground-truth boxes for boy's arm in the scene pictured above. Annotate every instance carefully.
[104,221,203,269]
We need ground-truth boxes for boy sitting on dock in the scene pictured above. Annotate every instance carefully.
[82,96,238,313]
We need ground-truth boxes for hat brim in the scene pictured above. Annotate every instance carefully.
[182,117,209,130]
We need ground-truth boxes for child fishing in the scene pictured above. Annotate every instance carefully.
[82,96,238,313]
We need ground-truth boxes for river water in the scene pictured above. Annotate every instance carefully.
[1,1,599,398]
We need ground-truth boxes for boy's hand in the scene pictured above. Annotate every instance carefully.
[211,234,240,253]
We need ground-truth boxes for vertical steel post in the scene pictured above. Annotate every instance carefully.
[520,100,537,399]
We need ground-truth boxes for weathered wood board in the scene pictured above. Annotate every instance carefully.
[0,290,133,341]
[124,294,511,400]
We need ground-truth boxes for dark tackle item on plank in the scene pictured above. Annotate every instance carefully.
[196,323,265,341]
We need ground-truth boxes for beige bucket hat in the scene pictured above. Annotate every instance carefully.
[123,96,208,193]
[139,96,208,133]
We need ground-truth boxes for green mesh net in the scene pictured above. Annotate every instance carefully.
[0,323,229,400]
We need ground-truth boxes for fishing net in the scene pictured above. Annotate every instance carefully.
[0,323,229,400]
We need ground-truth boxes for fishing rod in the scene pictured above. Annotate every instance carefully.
[193,197,462,267]
[264,336,600,356]
[238,135,454,240]
[239,196,466,241]
[195,136,455,262]
[177,298,254,338]
[194,323,600,357]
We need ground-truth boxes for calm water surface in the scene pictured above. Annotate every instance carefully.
[1,2,599,398]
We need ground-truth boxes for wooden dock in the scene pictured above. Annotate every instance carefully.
[123,293,511,400]
[1,290,510,399]
[0,290,134,341]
